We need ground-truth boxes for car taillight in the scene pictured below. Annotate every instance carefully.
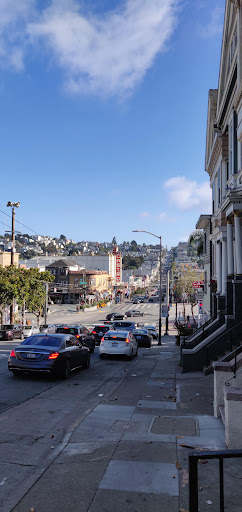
[126,338,130,344]
[76,334,80,338]
[92,331,96,334]
[100,337,104,344]
[48,352,59,360]
[10,350,16,357]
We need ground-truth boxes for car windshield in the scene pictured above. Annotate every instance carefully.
[21,336,62,347]
[56,327,78,335]
[104,332,128,340]
[134,329,147,334]
[2,325,14,330]
[94,326,109,333]
[113,322,131,327]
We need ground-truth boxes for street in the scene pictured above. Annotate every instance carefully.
[1,300,225,512]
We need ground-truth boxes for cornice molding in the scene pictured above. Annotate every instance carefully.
[229,0,240,9]
[207,135,222,177]
[234,82,242,109]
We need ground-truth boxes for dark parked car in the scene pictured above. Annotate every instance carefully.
[112,321,137,332]
[0,324,23,341]
[106,313,124,321]
[91,324,114,345]
[125,310,145,317]
[133,298,142,304]
[145,326,158,339]
[8,334,90,378]
[132,329,152,348]
[56,325,95,352]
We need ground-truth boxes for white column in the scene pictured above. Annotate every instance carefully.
[227,221,234,275]
[216,241,222,293]
[234,214,242,274]
[222,239,228,295]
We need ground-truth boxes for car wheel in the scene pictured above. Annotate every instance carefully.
[63,359,71,379]
[90,343,95,353]
[100,354,105,359]
[135,347,138,357]
[20,333,24,340]
[84,354,90,369]
[12,370,21,376]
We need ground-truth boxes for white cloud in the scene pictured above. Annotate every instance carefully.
[0,0,35,71]
[198,6,224,39]
[139,211,150,218]
[164,176,211,213]
[0,0,178,98]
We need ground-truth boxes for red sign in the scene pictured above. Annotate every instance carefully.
[116,253,121,283]
[192,281,204,289]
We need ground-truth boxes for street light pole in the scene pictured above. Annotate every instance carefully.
[133,230,162,345]
[6,202,20,323]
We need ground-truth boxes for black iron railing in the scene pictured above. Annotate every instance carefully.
[189,449,242,512]
[183,303,232,350]
[206,319,242,367]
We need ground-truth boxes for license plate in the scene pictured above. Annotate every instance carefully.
[27,353,36,359]
[112,342,118,347]
[136,336,141,339]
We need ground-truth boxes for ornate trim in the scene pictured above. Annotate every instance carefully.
[230,0,240,9]
[207,135,222,177]
[234,82,242,109]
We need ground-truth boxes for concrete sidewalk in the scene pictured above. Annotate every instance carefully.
[9,337,242,512]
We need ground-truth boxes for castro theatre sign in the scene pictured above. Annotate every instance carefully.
[116,253,121,283]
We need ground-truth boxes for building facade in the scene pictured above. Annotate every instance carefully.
[204,0,242,319]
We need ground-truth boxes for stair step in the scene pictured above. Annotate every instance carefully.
[219,405,225,425]
[204,364,214,376]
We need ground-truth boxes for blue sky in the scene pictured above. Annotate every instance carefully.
[0,0,225,247]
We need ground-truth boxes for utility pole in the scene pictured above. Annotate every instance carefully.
[44,282,49,325]
[7,202,20,323]
[165,270,169,335]
[132,229,162,345]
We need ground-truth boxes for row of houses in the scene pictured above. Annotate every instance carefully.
[181,0,242,449]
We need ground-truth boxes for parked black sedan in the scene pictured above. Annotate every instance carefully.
[106,313,124,321]
[132,329,152,348]
[8,334,90,378]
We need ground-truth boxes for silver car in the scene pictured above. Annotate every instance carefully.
[99,330,138,359]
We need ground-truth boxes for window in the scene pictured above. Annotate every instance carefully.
[218,166,221,206]
[229,120,233,175]
[212,182,215,213]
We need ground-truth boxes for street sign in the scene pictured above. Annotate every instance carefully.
[192,281,204,289]
[162,305,169,318]
[79,281,87,285]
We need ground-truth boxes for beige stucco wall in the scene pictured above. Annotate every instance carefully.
[0,252,19,267]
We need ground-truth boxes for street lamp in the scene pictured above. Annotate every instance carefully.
[132,230,162,345]
[6,201,20,323]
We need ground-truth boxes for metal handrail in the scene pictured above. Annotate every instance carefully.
[214,343,242,369]
[183,303,232,350]
[189,449,242,512]
[206,319,242,366]
[225,367,242,386]
[184,302,232,343]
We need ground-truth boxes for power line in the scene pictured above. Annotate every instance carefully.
[0,208,41,236]
[0,219,21,234]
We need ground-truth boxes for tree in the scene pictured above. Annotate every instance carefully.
[60,234,66,240]
[175,266,204,319]
[112,236,117,245]
[130,240,138,251]
[188,230,203,259]
[0,267,54,325]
